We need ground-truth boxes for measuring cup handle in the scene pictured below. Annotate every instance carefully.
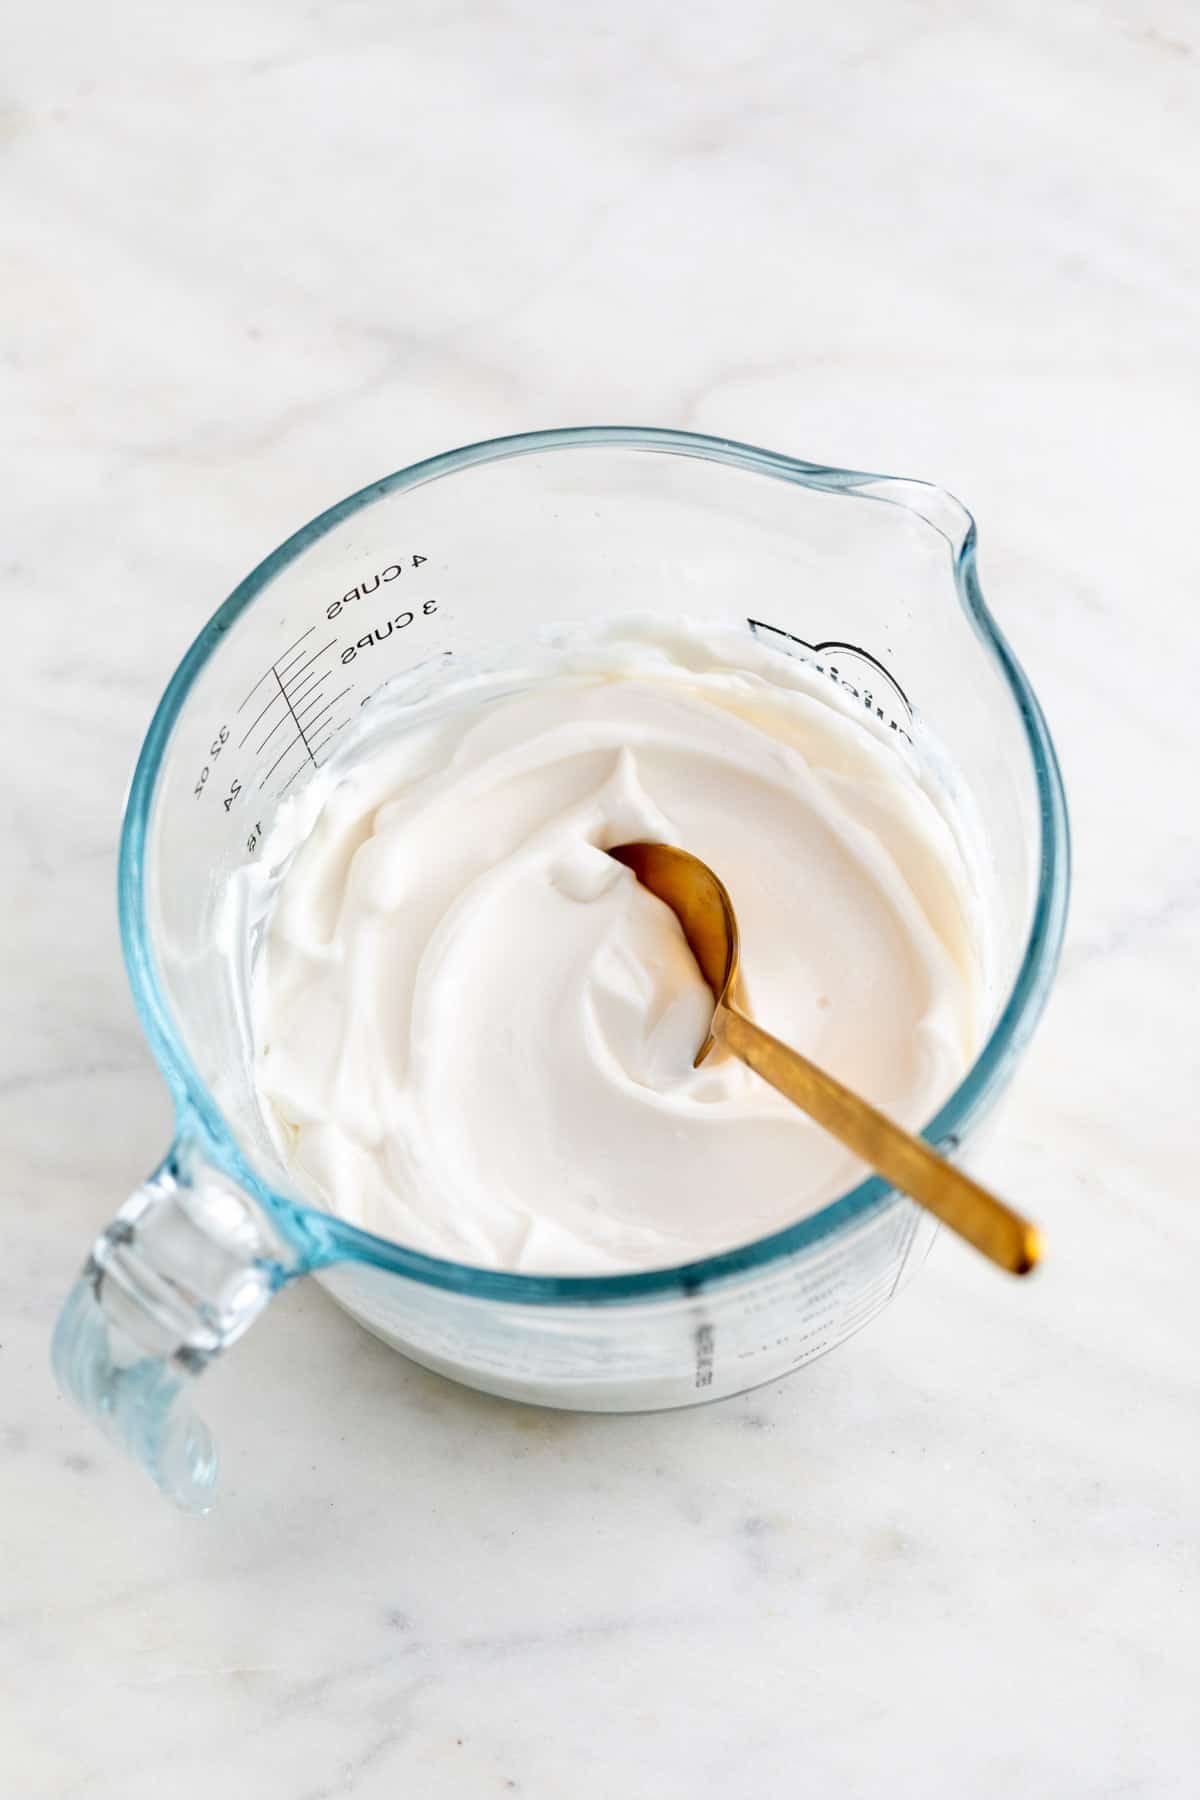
[51,1137,296,1512]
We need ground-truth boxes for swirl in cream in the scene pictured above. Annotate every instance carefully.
[252,622,983,1273]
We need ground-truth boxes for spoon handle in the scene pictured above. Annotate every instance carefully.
[718,1006,1041,1275]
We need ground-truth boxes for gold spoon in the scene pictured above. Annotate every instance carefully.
[609,841,1041,1276]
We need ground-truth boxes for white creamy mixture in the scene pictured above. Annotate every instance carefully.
[250,622,984,1274]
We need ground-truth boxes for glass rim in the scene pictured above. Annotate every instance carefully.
[119,426,1071,1304]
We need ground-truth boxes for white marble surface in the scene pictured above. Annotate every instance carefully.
[4,2,1198,1794]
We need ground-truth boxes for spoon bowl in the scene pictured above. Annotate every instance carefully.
[608,840,739,1064]
[609,840,1042,1277]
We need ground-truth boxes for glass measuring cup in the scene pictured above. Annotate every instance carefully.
[51,427,1070,1509]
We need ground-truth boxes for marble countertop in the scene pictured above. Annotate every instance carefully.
[4,3,1197,1795]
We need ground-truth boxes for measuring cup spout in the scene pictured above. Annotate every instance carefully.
[51,1135,299,1511]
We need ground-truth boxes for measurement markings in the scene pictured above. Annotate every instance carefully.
[247,642,338,758]
[236,627,315,714]
[311,712,354,763]
[294,682,333,725]
[277,760,310,798]
[259,731,307,788]
[259,659,345,792]
[223,629,358,807]
[286,668,323,709]
[291,669,329,709]
[282,638,336,692]
[255,706,294,756]
[268,666,315,779]
[298,687,352,739]
[275,643,314,684]
[279,699,354,792]
[238,688,284,749]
